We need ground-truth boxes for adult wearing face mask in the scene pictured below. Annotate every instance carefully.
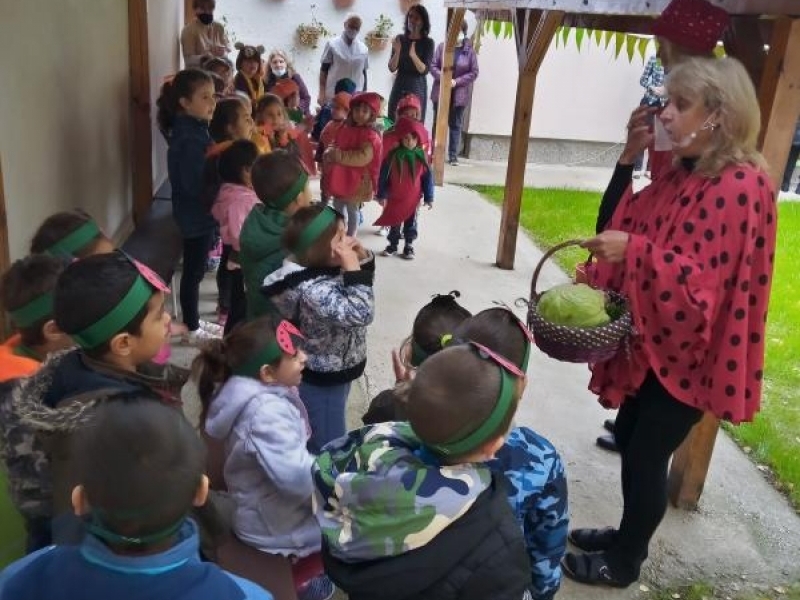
[318,15,369,108]
[388,4,435,123]
[264,50,312,117]
[180,0,231,68]
[430,20,479,166]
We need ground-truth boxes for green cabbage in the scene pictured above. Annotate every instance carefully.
[537,283,611,328]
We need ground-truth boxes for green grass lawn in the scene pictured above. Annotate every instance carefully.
[471,185,800,507]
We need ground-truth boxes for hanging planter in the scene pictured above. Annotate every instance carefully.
[296,4,329,49]
[333,0,355,8]
[364,14,394,52]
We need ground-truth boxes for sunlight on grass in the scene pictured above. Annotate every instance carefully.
[471,185,800,507]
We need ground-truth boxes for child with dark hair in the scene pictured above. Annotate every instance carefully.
[455,307,569,600]
[157,68,221,344]
[203,56,235,96]
[323,91,383,236]
[193,317,333,600]
[0,255,71,551]
[30,210,114,258]
[239,150,312,319]
[0,397,271,600]
[376,117,434,260]
[10,251,185,544]
[209,140,261,333]
[233,43,266,104]
[314,343,531,600]
[362,291,471,425]
[206,97,256,328]
[262,205,375,452]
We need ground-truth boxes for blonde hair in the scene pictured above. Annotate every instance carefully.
[267,50,295,76]
[666,56,766,177]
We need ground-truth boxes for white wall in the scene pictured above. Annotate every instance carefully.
[149,0,184,192]
[0,0,132,259]
[219,0,451,119]
[470,33,651,143]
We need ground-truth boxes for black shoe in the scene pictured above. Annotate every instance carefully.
[562,551,635,588]
[568,527,617,552]
[596,434,619,452]
[603,419,616,433]
[448,158,459,166]
[382,245,398,257]
[402,245,415,260]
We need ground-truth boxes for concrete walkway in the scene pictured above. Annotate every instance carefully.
[351,185,800,598]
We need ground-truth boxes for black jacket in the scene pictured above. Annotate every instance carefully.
[323,474,531,600]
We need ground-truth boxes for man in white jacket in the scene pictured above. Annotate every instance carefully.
[318,14,369,107]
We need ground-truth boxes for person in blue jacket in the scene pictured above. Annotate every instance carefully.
[0,396,271,600]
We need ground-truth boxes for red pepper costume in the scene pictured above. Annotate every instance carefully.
[589,162,777,424]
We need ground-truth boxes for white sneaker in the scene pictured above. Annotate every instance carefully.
[183,327,218,346]
[375,227,388,236]
[198,320,224,337]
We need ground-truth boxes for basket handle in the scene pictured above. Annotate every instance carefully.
[530,239,587,300]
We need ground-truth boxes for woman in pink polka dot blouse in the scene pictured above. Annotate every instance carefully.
[562,57,778,588]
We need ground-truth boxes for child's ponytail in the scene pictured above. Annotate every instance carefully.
[156,69,213,136]
[202,139,259,210]
[193,338,231,423]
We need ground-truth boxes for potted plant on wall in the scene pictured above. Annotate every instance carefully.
[364,14,394,52]
[296,4,329,48]
[333,0,355,8]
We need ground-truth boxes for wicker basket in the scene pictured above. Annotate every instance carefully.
[527,239,632,363]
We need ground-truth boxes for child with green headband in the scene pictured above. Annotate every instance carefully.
[194,316,334,600]
[0,255,71,552]
[239,150,312,319]
[0,397,272,600]
[30,210,115,258]
[262,204,375,453]
[312,343,531,600]
[455,308,569,600]
[10,251,186,544]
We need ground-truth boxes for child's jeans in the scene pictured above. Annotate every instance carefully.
[181,233,213,331]
[333,199,360,237]
[299,380,351,453]
[387,212,418,249]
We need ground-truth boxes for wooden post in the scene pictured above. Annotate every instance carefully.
[722,16,767,92]
[757,18,800,186]
[0,156,11,340]
[433,8,466,186]
[129,0,154,225]
[668,413,720,509]
[496,10,562,270]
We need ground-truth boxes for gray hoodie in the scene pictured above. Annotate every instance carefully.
[204,376,320,557]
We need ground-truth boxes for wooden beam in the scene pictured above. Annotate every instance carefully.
[433,8,466,186]
[668,413,720,510]
[129,0,154,225]
[496,10,562,270]
[757,17,800,186]
[0,156,11,340]
[722,16,768,90]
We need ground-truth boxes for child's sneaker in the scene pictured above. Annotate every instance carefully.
[375,227,388,236]
[198,319,224,337]
[402,245,415,260]
[297,575,335,600]
[382,245,398,257]
[183,327,218,346]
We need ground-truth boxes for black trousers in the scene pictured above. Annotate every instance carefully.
[180,233,212,331]
[387,212,418,248]
[607,372,703,579]
[216,242,232,312]
[224,265,247,336]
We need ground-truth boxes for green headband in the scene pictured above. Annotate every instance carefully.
[72,275,153,349]
[292,206,338,256]
[270,171,309,211]
[410,340,429,367]
[233,340,282,378]
[9,293,53,328]
[429,367,515,457]
[46,220,100,257]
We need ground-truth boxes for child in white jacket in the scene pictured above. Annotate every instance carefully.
[194,316,333,600]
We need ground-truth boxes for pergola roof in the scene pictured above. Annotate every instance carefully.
[443,0,799,16]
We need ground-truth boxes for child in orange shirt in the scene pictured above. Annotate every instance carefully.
[253,94,316,175]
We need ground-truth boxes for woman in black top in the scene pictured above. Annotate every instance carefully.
[388,5,435,122]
